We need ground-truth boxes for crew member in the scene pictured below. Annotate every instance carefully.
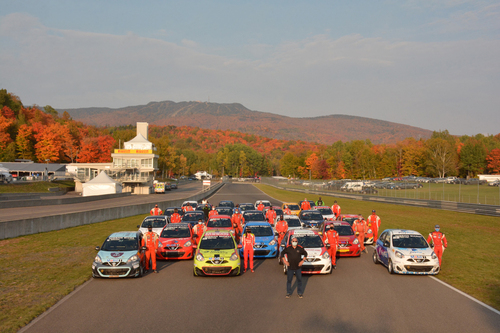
[301,198,311,211]
[208,206,218,218]
[242,228,256,273]
[232,209,245,229]
[232,216,243,243]
[170,208,182,223]
[352,214,367,253]
[323,224,339,269]
[281,237,308,298]
[142,225,159,273]
[266,206,277,226]
[275,215,288,246]
[192,219,206,245]
[367,210,381,243]
[150,204,162,216]
[257,201,265,211]
[331,201,341,218]
[283,205,292,215]
[202,203,211,219]
[427,225,448,266]
[183,203,194,213]
[316,197,324,206]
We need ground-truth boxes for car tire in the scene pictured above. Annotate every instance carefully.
[136,265,144,278]
[388,259,394,274]
[373,251,379,264]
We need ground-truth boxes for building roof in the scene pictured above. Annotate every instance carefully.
[126,133,149,144]
[86,171,118,184]
[0,162,66,173]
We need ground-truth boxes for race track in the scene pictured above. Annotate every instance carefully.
[21,183,500,333]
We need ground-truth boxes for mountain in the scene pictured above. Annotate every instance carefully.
[59,101,433,145]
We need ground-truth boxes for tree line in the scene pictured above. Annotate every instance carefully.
[1,89,499,179]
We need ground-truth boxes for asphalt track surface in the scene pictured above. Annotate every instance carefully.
[21,183,500,333]
[0,181,203,222]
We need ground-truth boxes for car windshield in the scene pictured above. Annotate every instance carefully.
[246,226,273,237]
[183,202,198,209]
[161,227,191,238]
[333,225,354,236]
[274,209,283,216]
[219,201,234,207]
[102,237,138,251]
[300,212,324,220]
[141,218,167,228]
[287,204,300,210]
[239,204,254,211]
[216,208,233,215]
[342,217,357,226]
[164,209,184,217]
[285,218,301,227]
[294,234,324,248]
[199,235,235,250]
[317,208,333,215]
[392,234,429,248]
[244,212,266,221]
[182,213,204,221]
[207,218,232,228]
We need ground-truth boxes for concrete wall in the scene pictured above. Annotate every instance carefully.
[0,183,224,240]
[0,192,132,209]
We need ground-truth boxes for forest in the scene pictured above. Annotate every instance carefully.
[1,89,499,179]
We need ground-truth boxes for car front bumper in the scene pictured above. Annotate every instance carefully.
[92,262,141,278]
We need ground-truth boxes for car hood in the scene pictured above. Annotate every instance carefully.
[98,250,137,262]
[394,247,434,256]
[198,249,235,258]
[160,237,191,246]
[254,235,275,245]
[304,247,323,257]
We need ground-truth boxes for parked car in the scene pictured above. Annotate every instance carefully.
[193,229,241,276]
[298,210,325,231]
[240,222,278,258]
[320,221,361,257]
[156,223,194,260]
[137,216,168,236]
[462,178,487,185]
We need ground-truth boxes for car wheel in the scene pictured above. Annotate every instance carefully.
[388,259,394,274]
[137,265,144,278]
[373,251,379,264]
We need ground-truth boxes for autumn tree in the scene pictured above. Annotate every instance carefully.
[486,148,500,174]
[425,132,458,177]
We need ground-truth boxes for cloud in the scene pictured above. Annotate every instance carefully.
[0,13,499,136]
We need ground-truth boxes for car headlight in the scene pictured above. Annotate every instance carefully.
[94,255,102,263]
[158,242,163,248]
[353,238,359,245]
[269,240,276,246]
[196,253,204,261]
[230,252,239,261]
[184,241,192,247]
[395,251,404,259]
[322,252,330,259]
[431,252,437,259]
[127,255,139,263]
[367,229,372,234]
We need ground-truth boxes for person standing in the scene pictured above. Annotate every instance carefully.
[208,206,218,218]
[241,228,256,273]
[266,206,277,226]
[283,205,292,215]
[427,225,448,266]
[331,201,341,218]
[352,214,367,253]
[281,237,308,298]
[275,215,288,246]
[170,208,182,223]
[367,210,381,243]
[183,203,194,213]
[150,204,162,216]
[142,225,159,273]
[322,224,339,269]
[202,203,211,220]
[301,198,311,211]
[192,219,206,246]
[316,197,324,206]
[257,201,265,211]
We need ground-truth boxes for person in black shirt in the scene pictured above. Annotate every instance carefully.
[281,236,308,298]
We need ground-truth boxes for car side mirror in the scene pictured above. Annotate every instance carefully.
[141,246,147,251]
[383,242,390,248]
[95,246,100,251]
[237,244,242,249]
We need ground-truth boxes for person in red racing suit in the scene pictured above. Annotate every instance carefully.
[232,218,243,243]
[300,199,311,211]
[241,228,256,273]
[142,225,159,273]
[170,208,182,223]
[331,201,341,218]
[208,206,218,218]
[283,205,292,215]
[352,215,367,253]
[265,207,277,226]
[427,224,448,266]
[183,203,194,213]
[322,224,340,268]
[275,215,288,247]
[257,201,265,211]
[150,204,162,216]
[367,210,381,243]
[192,219,206,245]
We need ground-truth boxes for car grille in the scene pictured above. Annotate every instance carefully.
[407,258,431,263]
[161,251,186,258]
[205,260,228,265]
[305,257,321,263]
[339,243,351,248]
[202,266,232,275]
[301,264,324,272]
[254,250,271,256]
[98,268,130,276]
[103,261,127,267]
[254,244,268,249]
[404,265,434,272]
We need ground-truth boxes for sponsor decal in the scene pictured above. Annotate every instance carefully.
[111,253,124,257]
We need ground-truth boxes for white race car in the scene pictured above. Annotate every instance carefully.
[373,229,440,275]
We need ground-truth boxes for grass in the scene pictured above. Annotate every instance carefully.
[0,180,75,193]
[255,184,500,311]
[0,213,149,333]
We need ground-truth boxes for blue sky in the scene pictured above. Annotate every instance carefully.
[1,0,499,136]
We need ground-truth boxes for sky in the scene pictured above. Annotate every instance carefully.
[1,0,499,136]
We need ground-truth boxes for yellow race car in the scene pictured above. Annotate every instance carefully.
[282,203,301,216]
[193,229,241,276]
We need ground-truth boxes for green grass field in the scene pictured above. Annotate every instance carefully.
[0,180,75,193]
[255,184,500,310]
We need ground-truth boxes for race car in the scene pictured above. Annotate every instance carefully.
[242,210,267,225]
[336,214,361,226]
[240,222,278,258]
[218,200,235,209]
[373,229,440,275]
[281,203,301,216]
[181,200,198,210]
[137,215,168,236]
[92,231,146,278]
[278,229,332,274]
[157,223,194,260]
[181,211,207,227]
[282,215,304,231]
[321,221,361,257]
[193,229,241,276]
[254,200,271,209]
[238,203,255,212]
[206,215,235,235]
[215,206,234,216]
[314,206,335,221]
[298,210,325,231]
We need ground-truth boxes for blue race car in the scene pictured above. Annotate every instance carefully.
[240,222,278,258]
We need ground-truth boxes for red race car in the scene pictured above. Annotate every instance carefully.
[321,221,361,257]
[206,215,235,236]
[156,223,194,260]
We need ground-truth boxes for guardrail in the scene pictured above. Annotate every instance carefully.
[261,178,500,217]
[0,182,225,240]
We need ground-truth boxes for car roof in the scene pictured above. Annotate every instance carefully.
[340,214,360,217]
[315,206,331,209]
[243,210,264,214]
[202,229,233,237]
[209,215,232,219]
[185,211,204,215]
[290,229,318,236]
[163,223,190,228]
[245,221,272,227]
[109,231,139,238]
[144,215,167,219]
[284,214,299,218]
[325,221,350,227]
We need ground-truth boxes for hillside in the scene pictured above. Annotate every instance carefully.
[60,101,433,145]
